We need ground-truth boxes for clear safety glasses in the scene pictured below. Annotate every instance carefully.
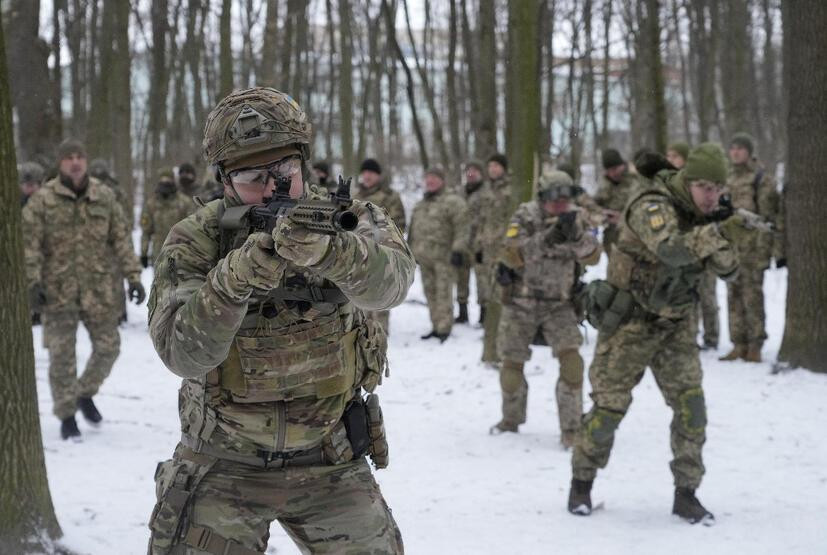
[227,156,301,189]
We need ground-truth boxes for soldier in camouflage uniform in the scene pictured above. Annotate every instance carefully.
[719,133,780,363]
[455,160,489,325]
[408,167,468,342]
[19,161,44,206]
[146,88,413,554]
[177,162,204,212]
[312,160,337,194]
[140,168,193,268]
[353,158,407,335]
[480,153,513,363]
[568,144,749,524]
[491,171,601,447]
[594,148,640,257]
[22,139,145,440]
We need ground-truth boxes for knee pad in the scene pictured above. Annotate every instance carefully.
[678,387,707,435]
[500,360,526,394]
[558,349,584,388]
[585,407,624,444]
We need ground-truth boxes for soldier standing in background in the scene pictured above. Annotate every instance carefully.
[146,87,411,553]
[456,160,489,325]
[353,157,407,334]
[408,167,469,342]
[719,133,781,363]
[22,139,145,440]
[312,160,337,193]
[139,168,192,268]
[480,153,512,364]
[491,171,601,447]
[19,161,44,206]
[177,162,202,211]
[594,148,640,257]
[569,144,746,524]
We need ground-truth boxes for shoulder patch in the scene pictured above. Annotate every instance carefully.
[646,203,665,231]
[505,224,519,238]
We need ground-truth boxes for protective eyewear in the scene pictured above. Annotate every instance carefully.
[538,184,582,202]
[227,156,301,188]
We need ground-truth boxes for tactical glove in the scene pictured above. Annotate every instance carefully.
[29,283,47,311]
[218,232,287,300]
[128,281,146,305]
[140,255,149,268]
[775,258,787,269]
[717,214,750,245]
[273,218,332,267]
[450,251,464,267]
[475,251,483,264]
[496,263,516,286]
[546,211,578,245]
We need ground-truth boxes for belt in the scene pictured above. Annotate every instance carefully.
[181,434,325,469]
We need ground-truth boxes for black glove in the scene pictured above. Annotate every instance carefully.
[496,263,516,286]
[709,194,734,222]
[546,211,578,245]
[128,282,146,305]
[450,251,464,267]
[140,255,149,268]
[474,251,483,264]
[775,258,787,269]
[29,283,47,311]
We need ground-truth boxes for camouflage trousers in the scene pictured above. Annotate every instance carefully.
[419,260,454,335]
[481,260,502,362]
[497,299,584,432]
[365,310,390,336]
[726,265,767,348]
[148,444,403,555]
[455,259,492,308]
[42,309,120,419]
[572,314,707,489]
[112,267,127,321]
[697,270,719,346]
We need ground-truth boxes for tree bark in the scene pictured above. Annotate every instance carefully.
[777,0,827,373]
[645,0,667,153]
[147,0,170,176]
[337,0,355,174]
[218,0,234,99]
[477,0,498,158]
[111,1,134,224]
[0,11,63,552]
[260,0,280,86]
[446,0,462,172]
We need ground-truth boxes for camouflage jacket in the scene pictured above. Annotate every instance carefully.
[501,201,600,302]
[594,170,640,214]
[464,180,489,255]
[475,174,513,259]
[22,176,141,314]
[140,191,193,261]
[726,159,780,269]
[607,170,738,320]
[407,188,469,264]
[353,181,407,233]
[148,192,414,455]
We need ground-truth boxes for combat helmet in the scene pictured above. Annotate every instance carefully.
[203,87,312,175]
[536,170,581,202]
[19,161,45,184]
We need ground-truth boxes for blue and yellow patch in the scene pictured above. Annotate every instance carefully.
[505,224,519,238]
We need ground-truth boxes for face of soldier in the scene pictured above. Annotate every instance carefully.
[424,173,444,193]
[59,152,87,186]
[179,171,196,187]
[359,170,381,189]
[666,150,686,169]
[728,144,750,166]
[465,166,482,184]
[487,161,505,180]
[226,156,304,205]
[20,181,40,198]
[689,180,724,215]
[543,198,571,216]
[604,163,626,182]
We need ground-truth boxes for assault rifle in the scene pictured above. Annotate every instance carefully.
[220,175,359,235]
[710,194,774,232]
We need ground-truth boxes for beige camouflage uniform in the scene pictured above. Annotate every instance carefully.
[353,179,407,334]
[408,188,469,336]
[140,190,193,265]
[495,198,600,439]
[456,178,491,311]
[22,176,141,419]
[572,166,738,490]
[594,170,640,256]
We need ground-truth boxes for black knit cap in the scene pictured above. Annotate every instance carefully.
[601,148,625,169]
[360,158,382,174]
[486,153,508,171]
[56,138,87,161]
[312,161,330,175]
[179,162,197,174]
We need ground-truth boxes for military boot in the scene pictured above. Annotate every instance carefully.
[490,361,527,434]
[567,479,593,515]
[744,344,762,363]
[77,397,103,424]
[420,330,436,340]
[718,344,746,361]
[455,303,469,324]
[61,416,81,440]
[672,487,714,525]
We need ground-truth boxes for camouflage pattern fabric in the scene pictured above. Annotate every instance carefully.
[408,188,469,335]
[698,270,719,346]
[593,170,640,256]
[140,191,193,264]
[148,445,403,554]
[726,266,767,348]
[460,179,492,307]
[455,261,471,306]
[353,180,407,233]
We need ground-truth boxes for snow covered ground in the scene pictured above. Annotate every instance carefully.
[34,254,827,554]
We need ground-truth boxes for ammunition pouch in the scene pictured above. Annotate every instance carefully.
[584,280,635,335]
[366,393,389,469]
[355,317,389,393]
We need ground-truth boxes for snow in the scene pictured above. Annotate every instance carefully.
[33,253,827,554]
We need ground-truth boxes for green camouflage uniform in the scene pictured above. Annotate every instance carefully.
[147,195,413,554]
[353,180,407,334]
[408,188,469,336]
[496,202,600,435]
[22,176,141,419]
[697,270,719,347]
[594,169,640,256]
[140,190,193,265]
[725,159,779,351]
[572,169,738,489]
[456,179,490,309]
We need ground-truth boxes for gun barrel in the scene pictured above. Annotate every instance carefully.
[736,208,774,232]
[287,202,358,235]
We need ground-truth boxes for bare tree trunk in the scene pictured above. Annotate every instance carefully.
[338,0,355,174]
[87,0,114,161]
[290,0,309,97]
[111,1,134,223]
[218,0,234,99]
[446,0,462,172]
[147,0,170,177]
[719,0,750,138]
[260,0,280,86]
[670,0,692,142]
[600,0,612,150]
[185,0,206,135]
[51,1,63,144]
[477,0,498,157]
[67,0,87,137]
[460,0,481,158]
[645,0,667,153]
[0,12,63,551]
[324,0,336,158]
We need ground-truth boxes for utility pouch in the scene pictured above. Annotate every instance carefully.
[365,394,389,469]
[584,280,635,335]
[343,398,371,459]
[321,420,354,465]
[355,319,389,392]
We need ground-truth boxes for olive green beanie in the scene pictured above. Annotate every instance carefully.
[668,141,690,160]
[158,167,175,181]
[729,132,755,155]
[683,142,728,185]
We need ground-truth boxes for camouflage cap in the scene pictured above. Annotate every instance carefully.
[729,132,755,155]
[556,162,576,180]
[537,170,579,201]
[203,87,311,167]
[601,148,624,169]
[158,167,175,181]
[19,161,45,184]
[464,160,484,173]
[425,166,445,180]
[683,143,728,185]
[56,138,87,161]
